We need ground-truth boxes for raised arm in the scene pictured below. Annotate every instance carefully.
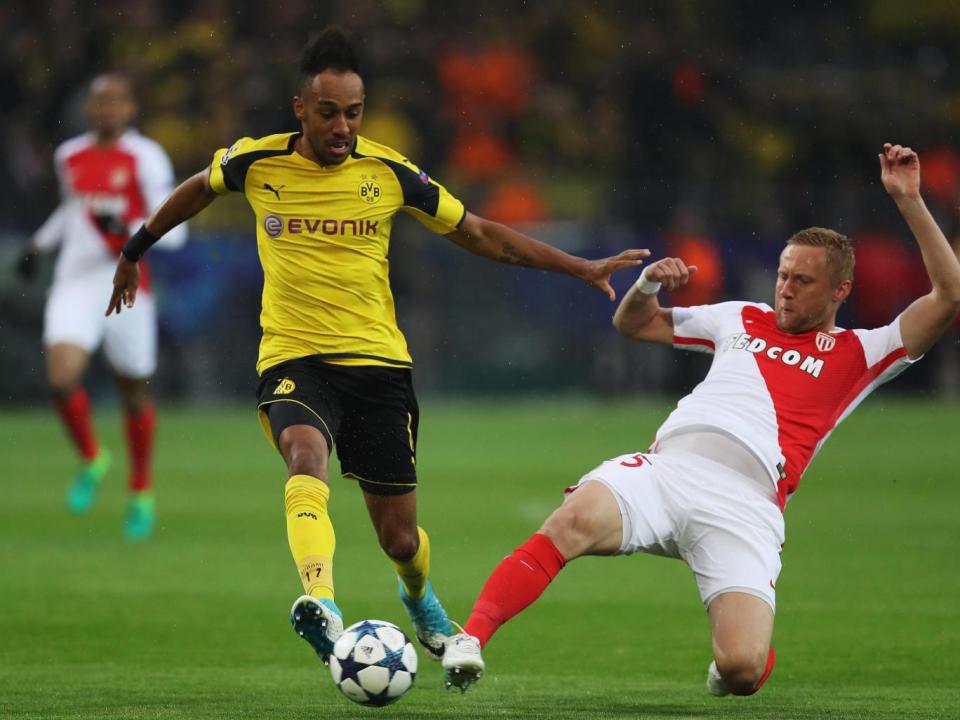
[612,257,698,344]
[446,211,650,301]
[105,167,219,315]
[880,144,960,359]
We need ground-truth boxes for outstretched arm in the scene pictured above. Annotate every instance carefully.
[612,257,698,344]
[881,144,960,359]
[446,211,650,301]
[105,167,218,315]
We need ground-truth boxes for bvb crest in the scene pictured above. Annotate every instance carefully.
[358,175,382,204]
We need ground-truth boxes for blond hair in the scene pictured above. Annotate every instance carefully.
[786,227,855,283]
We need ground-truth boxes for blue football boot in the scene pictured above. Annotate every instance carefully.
[66,449,111,514]
[124,492,155,540]
[399,579,453,661]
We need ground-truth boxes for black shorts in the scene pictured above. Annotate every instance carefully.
[256,357,419,496]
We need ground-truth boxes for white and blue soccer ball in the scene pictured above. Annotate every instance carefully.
[329,619,418,706]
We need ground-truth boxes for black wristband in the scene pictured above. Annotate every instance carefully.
[121,225,160,262]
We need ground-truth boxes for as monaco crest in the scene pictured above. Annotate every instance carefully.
[815,332,836,353]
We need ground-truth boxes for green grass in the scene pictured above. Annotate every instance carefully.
[1,398,958,719]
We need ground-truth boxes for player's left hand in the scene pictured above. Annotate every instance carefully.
[105,256,140,315]
[577,249,651,301]
[879,143,921,200]
[14,249,39,281]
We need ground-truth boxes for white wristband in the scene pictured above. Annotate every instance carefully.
[634,269,662,295]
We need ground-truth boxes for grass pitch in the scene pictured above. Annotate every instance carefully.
[1,398,957,719]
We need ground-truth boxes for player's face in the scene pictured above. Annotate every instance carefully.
[775,245,849,333]
[86,76,136,139]
[294,70,364,166]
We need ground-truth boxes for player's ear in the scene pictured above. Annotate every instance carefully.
[834,279,852,303]
[292,96,305,122]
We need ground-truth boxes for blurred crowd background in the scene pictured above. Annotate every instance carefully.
[2,0,960,403]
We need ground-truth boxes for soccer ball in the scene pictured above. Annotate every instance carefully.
[329,619,418,706]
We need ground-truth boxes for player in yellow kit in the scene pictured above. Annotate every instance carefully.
[106,27,648,668]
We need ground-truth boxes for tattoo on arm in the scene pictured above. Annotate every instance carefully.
[498,240,533,267]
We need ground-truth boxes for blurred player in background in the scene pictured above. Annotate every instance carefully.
[16,74,186,540]
[442,144,960,695]
[104,27,646,670]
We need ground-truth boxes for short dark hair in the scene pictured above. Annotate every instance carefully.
[786,227,855,283]
[300,26,361,81]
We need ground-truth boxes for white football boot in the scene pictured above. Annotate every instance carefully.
[442,632,485,692]
[706,660,731,697]
[290,595,344,665]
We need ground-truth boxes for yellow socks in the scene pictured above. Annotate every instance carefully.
[284,474,335,600]
[391,526,431,600]
[284,476,428,604]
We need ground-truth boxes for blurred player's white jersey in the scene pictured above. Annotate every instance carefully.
[658,301,917,508]
[36,129,185,378]
[34,129,186,289]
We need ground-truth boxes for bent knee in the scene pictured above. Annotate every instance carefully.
[48,371,83,397]
[379,530,419,562]
[285,447,326,478]
[49,383,79,401]
[715,648,768,695]
[278,429,328,478]
[540,504,590,553]
[539,486,621,559]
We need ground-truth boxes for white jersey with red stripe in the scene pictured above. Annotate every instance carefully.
[34,129,186,290]
[660,301,917,509]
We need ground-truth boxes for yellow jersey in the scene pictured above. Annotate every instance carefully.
[208,132,466,374]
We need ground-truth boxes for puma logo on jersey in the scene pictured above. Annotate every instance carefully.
[274,378,296,394]
[263,183,285,199]
[723,332,826,378]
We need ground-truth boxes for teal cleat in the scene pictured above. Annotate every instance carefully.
[124,493,155,540]
[66,449,111,514]
[290,595,344,665]
[399,579,453,660]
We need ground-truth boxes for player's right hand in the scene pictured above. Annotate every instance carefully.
[14,249,39,281]
[642,257,699,290]
[576,248,651,301]
[106,256,140,315]
[93,212,129,236]
[879,143,921,201]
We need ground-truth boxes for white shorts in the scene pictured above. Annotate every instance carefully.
[577,448,785,612]
[43,274,157,379]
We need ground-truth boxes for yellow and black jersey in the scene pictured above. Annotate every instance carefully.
[209,132,466,374]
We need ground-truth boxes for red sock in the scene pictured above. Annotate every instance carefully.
[125,405,156,493]
[55,388,98,461]
[734,646,776,696]
[464,533,567,647]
